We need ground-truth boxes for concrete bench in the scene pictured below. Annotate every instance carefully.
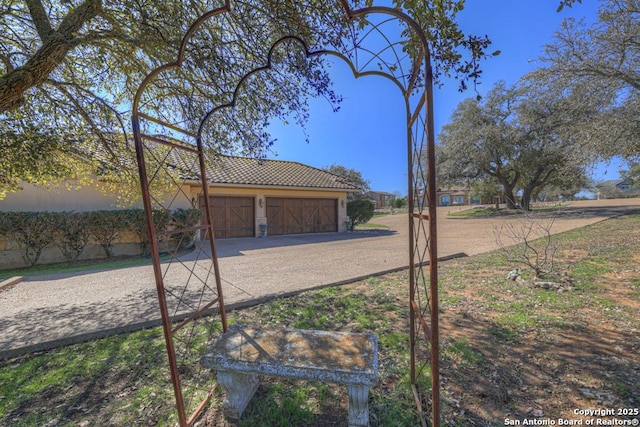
[200,324,378,426]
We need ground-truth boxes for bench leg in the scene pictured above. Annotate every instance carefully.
[347,384,371,427]
[216,370,259,420]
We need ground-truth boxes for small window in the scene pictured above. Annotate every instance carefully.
[453,196,466,205]
[440,195,450,206]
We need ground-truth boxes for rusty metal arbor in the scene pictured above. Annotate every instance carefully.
[131,1,439,425]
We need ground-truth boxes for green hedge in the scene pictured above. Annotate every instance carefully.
[0,208,201,267]
[0,212,58,267]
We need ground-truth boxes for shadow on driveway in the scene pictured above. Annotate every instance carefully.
[186,229,398,259]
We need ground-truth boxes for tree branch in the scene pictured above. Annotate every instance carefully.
[0,54,14,73]
[0,0,102,112]
[51,83,119,161]
[24,0,54,42]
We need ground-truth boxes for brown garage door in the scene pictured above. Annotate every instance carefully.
[200,196,254,238]
[266,198,337,236]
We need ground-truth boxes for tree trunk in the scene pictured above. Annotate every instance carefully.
[503,185,518,209]
[493,166,520,210]
[522,167,554,211]
[521,187,533,211]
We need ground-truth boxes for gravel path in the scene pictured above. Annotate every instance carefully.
[1,199,638,358]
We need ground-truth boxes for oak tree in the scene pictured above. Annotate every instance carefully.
[438,76,597,210]
[1,0,497,199]
[542,0,640,158]
[323,163,370,200]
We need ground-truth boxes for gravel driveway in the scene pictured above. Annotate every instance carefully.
[1,199,638,358]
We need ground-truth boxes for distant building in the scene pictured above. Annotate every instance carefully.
[436,185,469,206]
[365,191,396,209]
[435,185,505,207]
[595,179,636,199]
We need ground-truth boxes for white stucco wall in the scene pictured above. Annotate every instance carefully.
[0,181,193,212]
[0,182,125,212]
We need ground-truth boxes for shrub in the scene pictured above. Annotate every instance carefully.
[168,208,202,251]
[347,199,375,230]
[0,208,201,266]
[494,213,559,279]
[124,209,171,256]
[392,197,407,209]
[0,212,57,267]
[86,210,129,258]
[56,212,91,262]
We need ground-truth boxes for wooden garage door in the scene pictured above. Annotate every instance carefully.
[266,198,337,236]
[200,196,254,238]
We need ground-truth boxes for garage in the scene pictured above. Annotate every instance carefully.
[201,196,255,238]
[266,198,337,236]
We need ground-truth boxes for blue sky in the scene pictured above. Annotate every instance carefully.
[266,1,612,195]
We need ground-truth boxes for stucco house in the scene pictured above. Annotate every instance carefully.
[365,191,396,209]
[0,155,358,238]
[194,156,358,237]
[436,185,471,206]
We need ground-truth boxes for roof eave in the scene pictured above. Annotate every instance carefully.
[184,180,354,192]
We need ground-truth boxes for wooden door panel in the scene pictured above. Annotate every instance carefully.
[284,199,304,234]
[266,198,337,235]
[201,196,254,238]
[318,199,337,233]
[266,198,284,235]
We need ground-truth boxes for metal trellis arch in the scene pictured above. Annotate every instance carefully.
[131,1,439,425]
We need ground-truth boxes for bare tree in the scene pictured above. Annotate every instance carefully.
[494,213,559,279]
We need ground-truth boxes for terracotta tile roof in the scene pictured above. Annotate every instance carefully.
[85,134,358,191]
[201,155,359,190]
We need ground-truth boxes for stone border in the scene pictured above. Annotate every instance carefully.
[0,276,23,291]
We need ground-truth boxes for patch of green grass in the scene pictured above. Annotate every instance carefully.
[379,332,408,353]
[373,211,405,217]
[531,289,585,312]
[612,382,636,401]
[371,382,419,426]
[238,382,321,426]
[447,207,500,217]
[0,255,165,279]
[446,205,567,218]
[530,204,567,212]
[570,257,611,286]
[440,293,464,306]
[466,252,512,270]
[355,222,391,230]
[0,328,174,426]
[495,312,536,331]
[440,268,468,290]
[442,337,483,367]
[489,325,518,342]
